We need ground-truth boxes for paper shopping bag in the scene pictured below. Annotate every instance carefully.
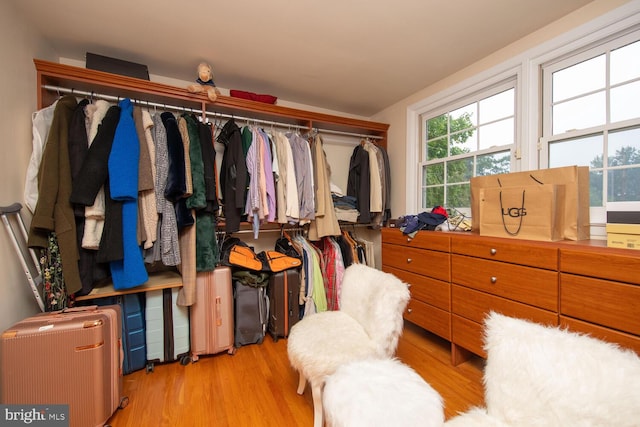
[479,184,565,241]
[471,166,589,240]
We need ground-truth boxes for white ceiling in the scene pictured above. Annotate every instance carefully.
[12,0,595,117]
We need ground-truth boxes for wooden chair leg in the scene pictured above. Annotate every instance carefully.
[296,371,306,395]
[311,382,324,427]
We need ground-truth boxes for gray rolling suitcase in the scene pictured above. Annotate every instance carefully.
[233,279,269,347]
[145,287,191,371]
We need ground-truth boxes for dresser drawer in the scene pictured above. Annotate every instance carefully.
[451,234,558,270]
[452,254,558,311]
[560,247,640,285]
[560,315,640,355]
[560,273,640,335]
[452,285,558,326]
[383,266,450,311]
[404,299,451,340]
[381,227,450,252]
[452,314,485,358]
[382,243,450,282]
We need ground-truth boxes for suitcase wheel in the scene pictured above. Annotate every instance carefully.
[180,355,191,366]
[228,347,237,355]
[146,362,155,373]
[119,396,129,409]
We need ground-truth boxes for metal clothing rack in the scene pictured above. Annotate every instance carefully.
[43,84,382,140]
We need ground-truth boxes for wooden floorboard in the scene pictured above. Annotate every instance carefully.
[107,321,484,426]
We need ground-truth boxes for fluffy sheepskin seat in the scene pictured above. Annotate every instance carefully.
[445,312,640,427]
[287,264,410,427]
[323,358,444,427]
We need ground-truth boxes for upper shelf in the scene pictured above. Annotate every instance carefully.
[34,59,389,140]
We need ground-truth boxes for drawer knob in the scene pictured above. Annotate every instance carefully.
[407,308,413,314]
[407,258,413,263]
[490,248,497,255]
[490,276,497,284]
[407,284,412,289]
[407,237,412,243]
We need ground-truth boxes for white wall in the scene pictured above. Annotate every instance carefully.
[0,2,57,332]
[371,0,632,218]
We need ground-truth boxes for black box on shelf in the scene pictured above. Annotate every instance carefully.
[86,52,149,80]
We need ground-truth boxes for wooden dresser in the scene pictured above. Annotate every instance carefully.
[381,227,640,365]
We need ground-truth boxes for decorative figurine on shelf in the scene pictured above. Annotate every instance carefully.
[187,62,220,102]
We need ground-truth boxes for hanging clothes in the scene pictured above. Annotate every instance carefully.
[217,119,247,233]
[24,99,58,214]
[28,95,83,296]
[137,109,159,250]
[152,112,181,267]
[287,132,315,223]
[347,143,371,223]
[108,98,148,290]
[308,134,341,240]
[80,99,112,250]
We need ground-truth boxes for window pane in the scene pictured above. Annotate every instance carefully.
[608,167,640,202]
[552,91,606,134]
[552,55,605,102]
[590,170,604,207]
[479,89,514,124]
[549,134,603,168]
[427,137,448,160]
[447,158,473,183]
[477,151,511,176]
[424,163,444,185]
[611,40,640,85]
[425,186,444,208]
[611,81,640,123]
[427,114,448,140]
[450,104,477,127]
[608,127,640,166]
[450,128,476,156]
[479,118,514,150]
[446,183,471,209]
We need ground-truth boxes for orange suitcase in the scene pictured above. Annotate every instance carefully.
[0,305,128,427]
[191,267,235,361]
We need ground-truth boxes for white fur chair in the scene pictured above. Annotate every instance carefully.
[323,358,444,427]
[287,264,410,427]
[446,312,640,427]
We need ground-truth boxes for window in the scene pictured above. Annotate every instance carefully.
[420,81,516,210]
[541,29,640,208]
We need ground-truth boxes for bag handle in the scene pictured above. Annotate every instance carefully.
[499,189,526,236]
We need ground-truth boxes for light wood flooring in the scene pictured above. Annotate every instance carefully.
[107,321,485,426]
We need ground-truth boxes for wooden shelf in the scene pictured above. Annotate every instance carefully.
[74,270,182,301]
[35,59,389,146]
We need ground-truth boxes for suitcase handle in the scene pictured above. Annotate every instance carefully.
[215,297,222,326]
[62,305,98,313]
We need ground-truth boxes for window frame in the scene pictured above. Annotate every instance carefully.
[419,78,518,212]
[405,2,640,238]
[539,26,640,225]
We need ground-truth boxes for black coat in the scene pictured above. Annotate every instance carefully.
[217,119,247,233]
[347,144,371,224]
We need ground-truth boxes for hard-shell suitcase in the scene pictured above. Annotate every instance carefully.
[145,287,190,371]
[0,305,128,427]
[267,269,301,341]
[233,280,269,347]
[91,293,147,374]
[190,267,235,361]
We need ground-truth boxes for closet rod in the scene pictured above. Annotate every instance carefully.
[44,85,383,140]
[43,85,204,114]
[204,110,309,130]
[311,127,384,140]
